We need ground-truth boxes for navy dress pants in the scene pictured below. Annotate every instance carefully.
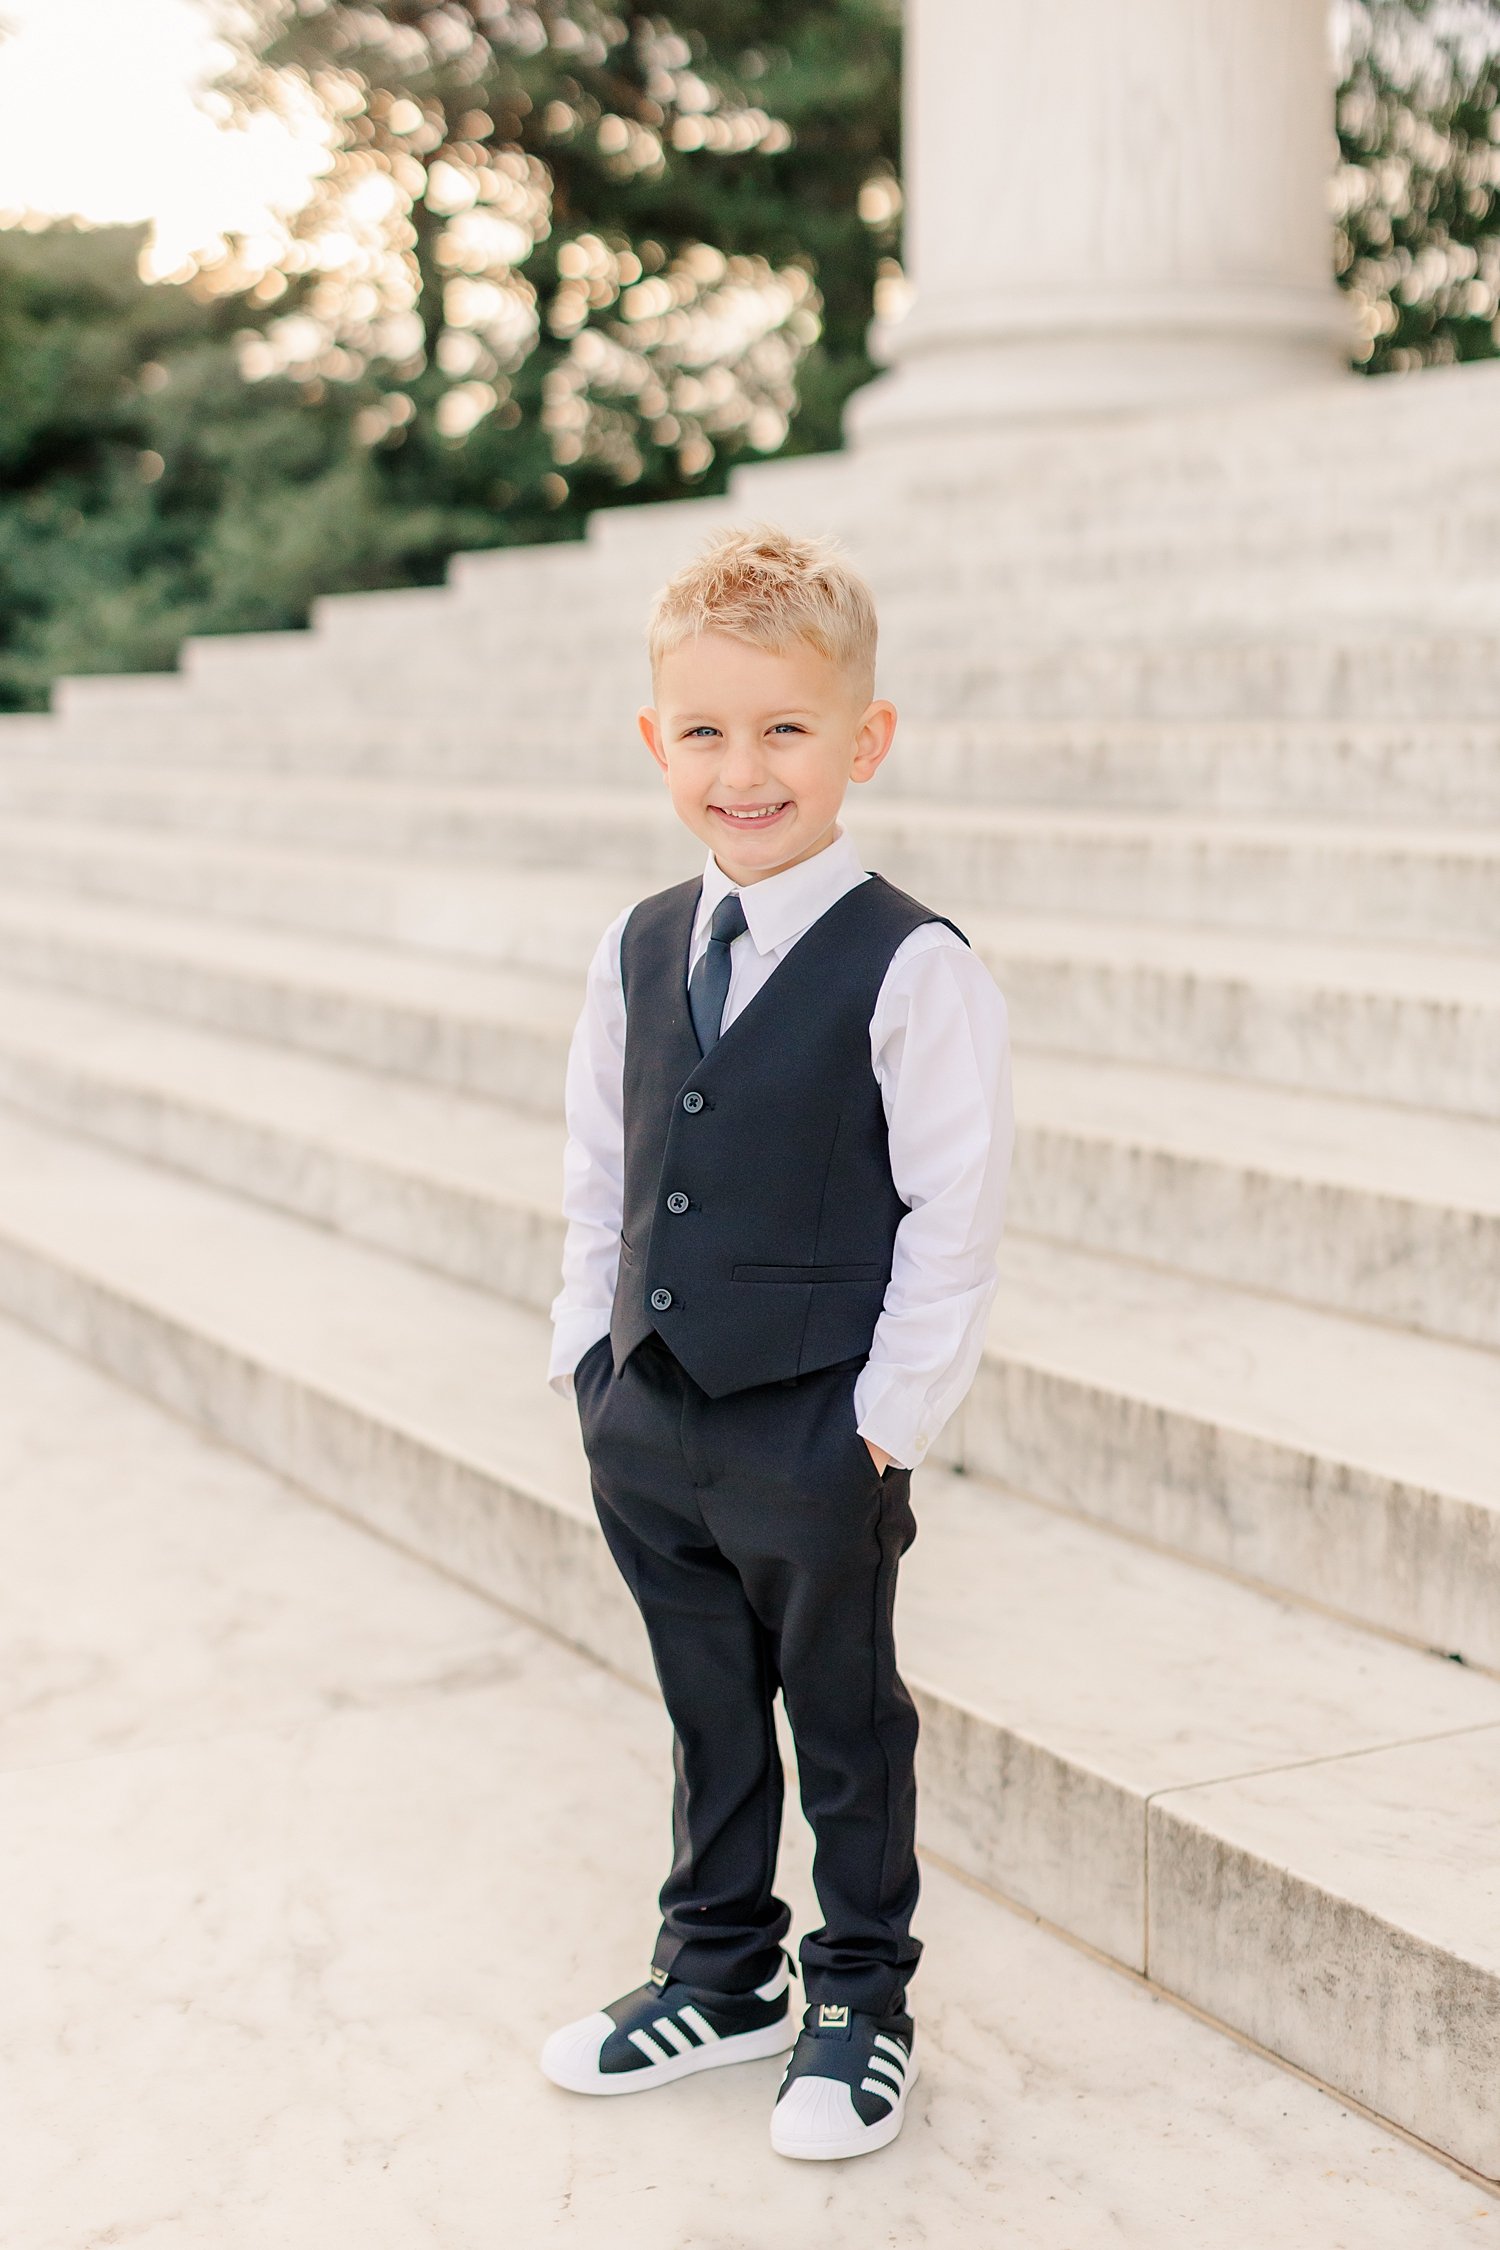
[573,1326,922,2017]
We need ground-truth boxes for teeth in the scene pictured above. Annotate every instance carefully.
[718,804,786,821]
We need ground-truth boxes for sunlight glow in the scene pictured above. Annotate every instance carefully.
[0,0,326,274]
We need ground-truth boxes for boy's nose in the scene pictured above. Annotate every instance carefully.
[715,737,769,787]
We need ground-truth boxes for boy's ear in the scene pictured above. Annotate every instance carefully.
[850,698,897,782]
[637,704,669,779]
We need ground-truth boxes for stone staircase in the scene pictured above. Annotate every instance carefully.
[0,360,1498,2180]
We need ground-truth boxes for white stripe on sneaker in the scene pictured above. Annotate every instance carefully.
[627,2028,671,2066]
[860,2076,900,2108]
[652,2017,694,2055]
[866,2054,904,2090]
[872,2033,908,2070]
[677,2005,719,2044]
[755,1957,791,2002]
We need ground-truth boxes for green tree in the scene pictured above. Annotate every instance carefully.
[1335,0,1500,372]
[216,0,902,510]
[0,221,501,709]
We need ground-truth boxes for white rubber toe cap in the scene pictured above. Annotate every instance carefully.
[772,2075,865,2156]
[771,2051,917,2160]
[539,2009,615,2093]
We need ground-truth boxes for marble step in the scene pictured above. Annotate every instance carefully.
[0,972,1494,1665]
[0,959,1495,1350]
[395,446,1500,569]
[866,505,1500,576]
[0,889,589,1114]
[20,712,1500,821]
[424,528,1463,633]
[7,1321,1491,2248]
[185,559,1500,687]
[0,1101,1496,2175]
[596,488,1500,583]
[458,485,1500,567]
[76,598,1500,672]
[879,631,1500,723]
[1011,1048,1500,1351]
[313,558,1500,655]
[147,539,1500,636]
[0,787,1496,952]
[54,611,1500,724]
[851,717,1500,821]
[0,879,1493,1123]
[438,426,1500,553]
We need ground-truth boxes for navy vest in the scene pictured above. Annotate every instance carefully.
[608,870,968,1395]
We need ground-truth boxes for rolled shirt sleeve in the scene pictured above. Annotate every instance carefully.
[853,925,1015,1470]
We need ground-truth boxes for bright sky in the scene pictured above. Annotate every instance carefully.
[0,0,322,274]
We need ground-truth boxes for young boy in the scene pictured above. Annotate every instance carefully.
[540,523,1013,2162]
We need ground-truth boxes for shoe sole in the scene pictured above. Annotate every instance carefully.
[770,2055,921,2161]
[541,2012,797,2096]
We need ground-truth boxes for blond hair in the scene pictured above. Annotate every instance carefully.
[646,521,877,700]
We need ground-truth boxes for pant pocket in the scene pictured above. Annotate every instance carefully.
[572,1332,613,1430]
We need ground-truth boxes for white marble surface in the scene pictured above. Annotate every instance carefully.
[1161,1733,1500,1978]
[0,973,567,1193]
[0,876,596,1002]
[0,1104,589,1512]
[2,856,1494,1129]
[1018,1046,1500,1206]
[12,710,1500,822]
[6,792,1500,951]
[902,1471,1500,1965]
[0,1320,536,1771]
[1,968,1494,1525]
[970,1229,1500,1666]
[981,1229,1500,1504]
[1,1316,1494,2248]
[1150,1733,1500,2178]
[1012,1046,1500,1348]
[905,1477,1500,1799]
[2,964,1496,1365]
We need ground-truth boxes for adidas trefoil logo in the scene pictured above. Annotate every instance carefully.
[818,2003,849,2028]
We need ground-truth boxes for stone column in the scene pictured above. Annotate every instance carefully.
[848,0,1349,439]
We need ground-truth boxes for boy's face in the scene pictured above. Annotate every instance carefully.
[637,630,896,885]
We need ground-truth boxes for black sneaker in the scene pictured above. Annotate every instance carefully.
[770,2000,918,2160]
[540,1953,796,2095]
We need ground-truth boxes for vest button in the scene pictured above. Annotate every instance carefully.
[682,1090,704,1113]
[650,1287,673,1312]
[665,1191,690,1214]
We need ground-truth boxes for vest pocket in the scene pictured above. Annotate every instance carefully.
[732,1262,885,1284]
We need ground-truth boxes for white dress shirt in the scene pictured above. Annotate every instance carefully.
[547,824,1014,1469]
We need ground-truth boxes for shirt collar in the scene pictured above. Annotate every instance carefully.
[697,825,868,956]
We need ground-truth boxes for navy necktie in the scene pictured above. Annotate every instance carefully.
[688,891,748,1054]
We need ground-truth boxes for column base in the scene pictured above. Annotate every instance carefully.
[846,289,1352,444]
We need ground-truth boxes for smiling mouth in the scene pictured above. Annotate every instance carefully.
[712,801,791,824]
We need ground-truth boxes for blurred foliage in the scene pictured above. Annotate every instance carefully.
[0,222,503,708]
[1335,0,1500,371]
[217,0,903,488]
